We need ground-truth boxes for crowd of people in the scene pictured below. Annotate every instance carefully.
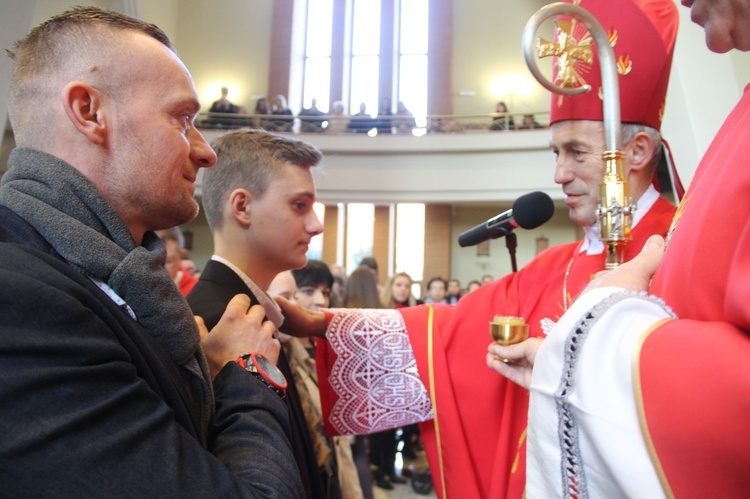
[2,0,748,498]
[201,92,419,135]
[201,87,549,135]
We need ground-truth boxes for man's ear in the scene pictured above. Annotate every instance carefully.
[61,81,107,145]
[229,188,252,226]
[626,131,656,174]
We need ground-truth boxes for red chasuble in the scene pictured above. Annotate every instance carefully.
[317,197,675,499]
[640,87,750,497]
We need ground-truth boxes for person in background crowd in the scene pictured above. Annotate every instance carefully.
[325,101,349,134]
[292,259,334,357]
[206,86,246,127]
[357,256,383,294]
[289,261,365,499]
[267,270,297,302]
[394,100,416,134]
[490,101,515,131]
[299,98,326,132]
[349,103,374,133]
[253,97,271,130]
[517,113,544,130]
[181,257,199,277]
[381,272,420,309]
[156,227,198,296]
[466,279,482,294]
[422,276,447,304]
[374,97,393,134]
[446,278,462,305]
[270,94,294,132]
[209,86,244,114]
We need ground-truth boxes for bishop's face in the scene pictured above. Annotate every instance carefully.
[550,120,607,227]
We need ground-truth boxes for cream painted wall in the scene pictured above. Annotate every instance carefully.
[30,0,108,24]
[451,0,552,117]
[174,0,274,115]
[24,0,272,115]
[451,205,577,287]
[142,0,179,43]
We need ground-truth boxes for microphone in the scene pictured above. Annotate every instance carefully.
[458,191,554,247]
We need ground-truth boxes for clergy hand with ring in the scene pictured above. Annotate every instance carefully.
[486,338,543,390]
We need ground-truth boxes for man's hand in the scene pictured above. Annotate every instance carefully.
[584,234,665,293]
[486,338,543,390]
[195,316,209,342]
[201,294,280,378]
[275,296,328,338]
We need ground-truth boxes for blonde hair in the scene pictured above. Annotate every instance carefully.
[381,272,417,308]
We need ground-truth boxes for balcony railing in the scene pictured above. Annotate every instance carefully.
[197,111,550,135]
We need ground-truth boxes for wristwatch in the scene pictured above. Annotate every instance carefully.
[236,353,288,399]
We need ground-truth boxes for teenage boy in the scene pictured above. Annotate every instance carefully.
[187,129,326,498]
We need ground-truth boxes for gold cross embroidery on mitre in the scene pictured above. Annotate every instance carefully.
[538,18,593,89]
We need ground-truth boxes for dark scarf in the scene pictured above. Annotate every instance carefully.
[0,147,213,443]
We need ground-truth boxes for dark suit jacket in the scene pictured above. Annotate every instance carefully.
[0,206,303,497]
[188,260,327,499]
[187,259,253,331]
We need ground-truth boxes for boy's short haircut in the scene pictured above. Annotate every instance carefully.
[202,129,322,231]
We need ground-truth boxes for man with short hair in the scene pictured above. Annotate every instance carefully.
[279,1,679,497]
[423,276,448,304]
[0,7,301,497]
[446,279,462,305]
[187,129,327,498]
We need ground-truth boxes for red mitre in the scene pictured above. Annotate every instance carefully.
[548,0,678,131]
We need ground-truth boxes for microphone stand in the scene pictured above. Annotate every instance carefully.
[505,232,518,273]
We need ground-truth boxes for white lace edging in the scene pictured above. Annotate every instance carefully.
[325,308,434,435]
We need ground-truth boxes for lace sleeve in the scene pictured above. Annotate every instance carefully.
[325,308,434,434]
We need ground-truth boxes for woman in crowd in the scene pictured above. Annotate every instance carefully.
[381,272,419,309]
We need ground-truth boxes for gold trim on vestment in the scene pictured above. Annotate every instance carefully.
[511,427,527,474]
[633,317,675,499]
[426,305,447,499]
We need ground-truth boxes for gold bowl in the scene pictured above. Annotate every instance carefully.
[489,316,529,362]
